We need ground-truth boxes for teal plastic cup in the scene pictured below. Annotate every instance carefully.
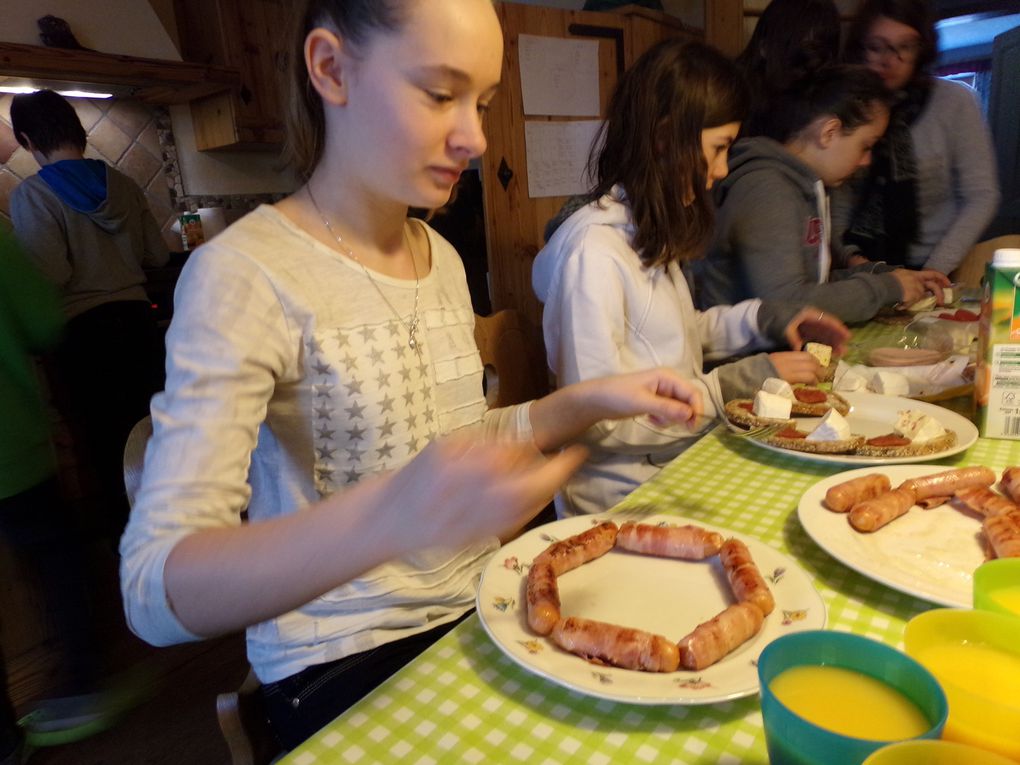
[757,631,948,765]
[973,558,1020,618]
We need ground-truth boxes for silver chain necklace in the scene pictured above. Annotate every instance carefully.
[306,185,422,352]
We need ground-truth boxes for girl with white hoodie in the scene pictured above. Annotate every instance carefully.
[533,39,849,517]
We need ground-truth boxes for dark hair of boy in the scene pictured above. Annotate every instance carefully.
[587,38,748,268]
[10,89,87,156]
[844,0,938,76]
[770,65,893,144]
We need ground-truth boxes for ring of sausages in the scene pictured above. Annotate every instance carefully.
[524,521,771,674]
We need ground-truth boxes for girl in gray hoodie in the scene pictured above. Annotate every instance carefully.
[695,66,948,323]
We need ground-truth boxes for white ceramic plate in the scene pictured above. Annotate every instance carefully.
[798,464,989,608]
[747,391,978,465]
[476,513,825,705]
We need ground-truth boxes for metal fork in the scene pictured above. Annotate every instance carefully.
[732,422,785,439]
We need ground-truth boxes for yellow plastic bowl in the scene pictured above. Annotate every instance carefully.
[863,740,1017,764]
[973,558,1020,619]
[903,609,1020,761]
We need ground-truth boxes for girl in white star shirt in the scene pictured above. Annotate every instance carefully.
[116,0,814,749]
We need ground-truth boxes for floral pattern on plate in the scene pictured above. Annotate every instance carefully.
[476,513,825,705]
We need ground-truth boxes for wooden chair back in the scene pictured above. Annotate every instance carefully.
[123,415,153,509]
[473,310,550,408]
[949,234,1020,289]
[216,668,280,765]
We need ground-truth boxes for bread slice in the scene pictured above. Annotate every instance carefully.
[723,399,794,429]
[756,429,866,454]
[790,386,850,416]
[853,430,957,458]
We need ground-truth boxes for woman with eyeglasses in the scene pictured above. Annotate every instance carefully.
[836,0,1000,273]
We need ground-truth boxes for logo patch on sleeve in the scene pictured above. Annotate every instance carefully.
[804,217,822,246]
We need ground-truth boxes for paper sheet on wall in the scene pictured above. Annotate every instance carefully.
[518,34,600,117]
[525,120,603,199]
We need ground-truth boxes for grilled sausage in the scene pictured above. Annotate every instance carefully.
[1000,467,1020,504]
[824,473,892,513]
[534,521,618,576]
[550,616,679,672]
[848,487,916,532]
[526,562,560,635]
[954,486,1020,518]
[984,510,1020,558]
[677,602,765,671]
[615,522,723,560]
[719,539,775,616]
[898,467,995,501]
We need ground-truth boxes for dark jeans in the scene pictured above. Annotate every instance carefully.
[0,477,100,728]
[51,300,163,541]
[262,613,470,750]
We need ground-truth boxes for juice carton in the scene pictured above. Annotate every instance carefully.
[179,213,204,251]
[976,248,1020,438]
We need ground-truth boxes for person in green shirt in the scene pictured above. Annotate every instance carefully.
[0,231,112,760]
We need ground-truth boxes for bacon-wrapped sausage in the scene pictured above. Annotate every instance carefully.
[534,521,618,576]
[824,473,892,513]
[677,602,765,671]
[550,616,679,672]
[848,487,916,532]
[898,467,995,501]
[526,561,560,635]
[616,522,723,560]
[1000,467,1020,504]
[954,486,1020,518]
[719,539,775,616]
[984,510,1020,558]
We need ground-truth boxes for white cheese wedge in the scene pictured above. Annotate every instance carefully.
[894,410,946,443]
[907,295,937,312]
[753,390,793,420]
[869,370,910,397]
[761,377,795,400]
[806,408,851,442]
[805,342,832,368]
[833,361,867,392]
[942,286,954,305]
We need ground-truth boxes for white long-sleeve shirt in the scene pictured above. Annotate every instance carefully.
[532,191,774,516]
[120,206,531,683]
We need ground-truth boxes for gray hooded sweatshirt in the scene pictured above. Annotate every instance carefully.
[11,161,169,319]
[693,137,901,323]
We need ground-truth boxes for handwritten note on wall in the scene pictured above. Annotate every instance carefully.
[518,34,600,117]
[525,120,603,198]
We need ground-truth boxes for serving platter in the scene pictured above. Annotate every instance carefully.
[746,391,977,465]
[476,513,825,705]
[797,464,990,608]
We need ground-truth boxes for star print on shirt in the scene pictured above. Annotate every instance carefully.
[306,337,323,354]
[315,404,333,420]
[358,325,377,343]
[386,321,401,338]
[314,384,334,399]
[379,419,395,437]
[316,425,335,440]
[379,395,395,414]
[376,442,394,459]
[347,424,366,442]
[375,368,389,389]
[402,391,415,406]
[317,445,336,460]
[312,360,331,377]
[344,378,363,396]
[345,401,366,419]
[333,328,349,346]
[344,468,360,484]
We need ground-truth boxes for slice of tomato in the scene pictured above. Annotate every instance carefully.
[793,387,827,404]
[776,428,807,439]
[865,434,911,447]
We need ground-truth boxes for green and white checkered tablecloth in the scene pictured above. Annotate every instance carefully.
[282,421,1020,765]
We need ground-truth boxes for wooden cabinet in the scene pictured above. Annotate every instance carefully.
[482,3,697,330]
[174,0,295,150]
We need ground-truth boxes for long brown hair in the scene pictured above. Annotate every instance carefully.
[282,0,411,182]
[588,39,748,268]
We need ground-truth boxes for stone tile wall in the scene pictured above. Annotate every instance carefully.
[0,94,180,248]
[0,94,285,247]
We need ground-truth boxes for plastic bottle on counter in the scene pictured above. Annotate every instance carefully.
[975,248,1020,438]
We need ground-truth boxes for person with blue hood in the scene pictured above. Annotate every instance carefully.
[9,89,169,541]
